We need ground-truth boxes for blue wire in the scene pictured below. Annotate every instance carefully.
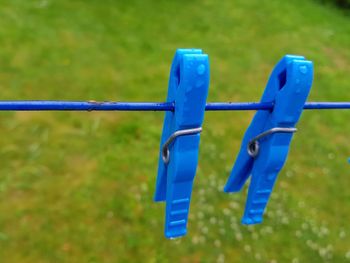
[0,101,349,111]
[0,101,174,111]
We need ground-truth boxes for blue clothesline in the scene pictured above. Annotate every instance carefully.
[0,101,348,111]
[0,100,350,111]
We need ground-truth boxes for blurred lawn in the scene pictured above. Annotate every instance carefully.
[0,0,350,262]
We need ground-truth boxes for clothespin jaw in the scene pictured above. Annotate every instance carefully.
[224,55,313,225]
[154,49,210,238]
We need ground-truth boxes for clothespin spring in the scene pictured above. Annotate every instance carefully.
[247,127,297,158]
[162,127,202,164]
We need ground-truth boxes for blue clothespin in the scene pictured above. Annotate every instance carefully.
[224,55,313,225]
[154,49,210,238]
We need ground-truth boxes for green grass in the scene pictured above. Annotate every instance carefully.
[0,0,349,262]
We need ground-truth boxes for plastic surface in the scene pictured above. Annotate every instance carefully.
[154,49,210,238]
[224,55,313,225]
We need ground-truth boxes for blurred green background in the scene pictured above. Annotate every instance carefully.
[0,0,349,262]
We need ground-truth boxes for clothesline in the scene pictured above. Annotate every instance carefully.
[0,101,349,111]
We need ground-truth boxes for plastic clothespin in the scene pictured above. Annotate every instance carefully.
[224,55,313,225]
[154,49,210,238]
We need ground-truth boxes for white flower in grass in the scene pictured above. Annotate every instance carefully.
[230,222,238,230]
[235,232,243,241]
[210,217,217,225]
[286,170,294,178]
[197,211,204,219]
[247,225,255,232]
[320,226,329,235]
[244,244,251,253]
[217,253,225,263]
[266,211,274,218]
[319,248,327,258]
[328,152,335,159]
[255,253,261,261]
[281,216,289,225]
[306,240,318,250]
[223,208,230,216]
[339,230,346,239]
[201,226,208,234]
[260,226,273,235]
[214,239,221,247]
[322,167,330,175]
[230,216,238,224]
[229,201,239,210]
[191,235,199,245]
[345,250,350,259]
